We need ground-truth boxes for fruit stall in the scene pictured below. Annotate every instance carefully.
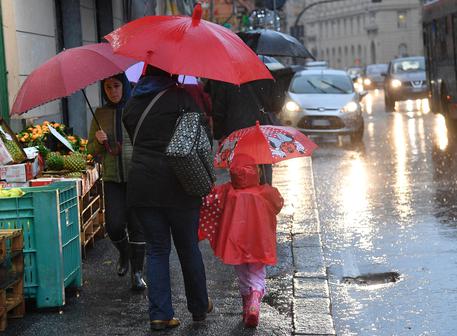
[0,118,106,320]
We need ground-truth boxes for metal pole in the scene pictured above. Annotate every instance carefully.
[273,0,277,30]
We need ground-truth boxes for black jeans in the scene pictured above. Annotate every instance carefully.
[135,206,209,320]
[104,182,144,243]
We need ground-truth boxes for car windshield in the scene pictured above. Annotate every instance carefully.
[366,64,388,74]
[290,74,354,94]
[392,58,425,73]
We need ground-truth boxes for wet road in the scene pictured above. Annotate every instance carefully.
[311,91,457,335]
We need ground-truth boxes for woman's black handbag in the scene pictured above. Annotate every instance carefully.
[133,88,215,197]
[165,110,216,197]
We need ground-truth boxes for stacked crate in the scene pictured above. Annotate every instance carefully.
[0,181,82,308]
[0,229,24,331]
[80,178,106,257]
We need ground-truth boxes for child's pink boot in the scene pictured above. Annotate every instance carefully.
[242,295,249,320]
[244,289,262,328]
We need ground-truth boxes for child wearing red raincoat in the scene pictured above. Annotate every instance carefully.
[199,155,284,328]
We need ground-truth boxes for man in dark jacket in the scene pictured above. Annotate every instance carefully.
[122,66,211,331]
[207,79,280,184]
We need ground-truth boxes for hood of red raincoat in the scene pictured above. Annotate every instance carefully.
[230,165,260,189]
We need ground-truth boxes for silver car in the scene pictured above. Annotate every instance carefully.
[279,69,365,143]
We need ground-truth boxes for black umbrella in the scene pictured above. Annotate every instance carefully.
[237,29,315,59]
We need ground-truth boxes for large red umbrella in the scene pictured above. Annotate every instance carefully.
[105,4,273,85]
[11,43,137,115]
[214,121,318,168]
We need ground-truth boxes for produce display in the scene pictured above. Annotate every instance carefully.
[0,119,27,163]
[17,121,89,153]
[0,186,25,198]
[15,121,93,173]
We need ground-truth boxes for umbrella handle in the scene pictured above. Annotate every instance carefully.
[102,140,122,156]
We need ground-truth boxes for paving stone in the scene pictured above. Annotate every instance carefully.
[294,298,336,335]
[294,297,331,315]
[293,233,322,247]
[293,246,325,272]
[294,313,335,335]
[294,278,329,298]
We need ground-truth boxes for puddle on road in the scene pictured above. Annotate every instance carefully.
[342,271,401,286]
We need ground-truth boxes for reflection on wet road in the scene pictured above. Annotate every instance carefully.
[311,91,457,335]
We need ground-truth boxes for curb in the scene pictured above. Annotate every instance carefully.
[275,158,336,336]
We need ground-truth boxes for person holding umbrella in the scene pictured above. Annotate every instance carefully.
[122,65,212,330]
[104,3,273,330]
[87,73,146,291]
[199,154,284,328]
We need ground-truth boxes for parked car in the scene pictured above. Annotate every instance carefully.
[279,69,365,143]
[383,56,429,111]
[362,63,388,90]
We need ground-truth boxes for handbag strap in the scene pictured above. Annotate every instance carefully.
[132,89,168,145]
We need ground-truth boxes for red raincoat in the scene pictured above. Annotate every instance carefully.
[199,165,284,265]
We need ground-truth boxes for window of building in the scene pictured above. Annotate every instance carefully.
[397,11,407,29]
[398,43,408,57]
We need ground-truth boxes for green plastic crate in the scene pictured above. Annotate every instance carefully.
[0,181,82,307]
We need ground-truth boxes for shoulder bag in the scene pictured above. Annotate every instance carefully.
[164,89,216,197]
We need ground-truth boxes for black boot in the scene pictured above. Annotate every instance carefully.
[113,238,129,276]
[130,243,147,291]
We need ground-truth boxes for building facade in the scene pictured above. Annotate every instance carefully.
[0,0,197,135]
[284,0,423,69]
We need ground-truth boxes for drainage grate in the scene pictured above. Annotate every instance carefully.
[342,272,400,286]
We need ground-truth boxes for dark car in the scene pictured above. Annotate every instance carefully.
[383,56,429,111]
[363,63,388,90]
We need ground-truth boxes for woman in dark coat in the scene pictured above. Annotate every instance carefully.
[87,73,146,291]
[122,66,211,331]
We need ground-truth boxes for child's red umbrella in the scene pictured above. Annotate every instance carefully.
[105,3,273,85]
[214,121,318,168]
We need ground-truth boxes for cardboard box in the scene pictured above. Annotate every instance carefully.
[0,181,30,188]
[0,162,33,182]
[0,156,41,182]
[29,178,54,187]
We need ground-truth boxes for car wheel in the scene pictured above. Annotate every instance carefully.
[384,93,395,112]
[350,120,364,143]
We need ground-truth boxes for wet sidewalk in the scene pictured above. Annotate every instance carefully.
[4,158,335,336]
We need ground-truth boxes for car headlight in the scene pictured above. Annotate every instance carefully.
[342,101,359,113]
[364,78,372,86]
[285,101,300,112]
[391,79,402,88]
